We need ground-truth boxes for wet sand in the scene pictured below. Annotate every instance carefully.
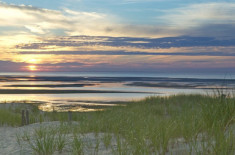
[125,82,235,89]
[3,83,96,88]
[1,75,235,84]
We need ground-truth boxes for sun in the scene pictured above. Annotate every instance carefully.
[28,59,38,64]
[28,65,37,71]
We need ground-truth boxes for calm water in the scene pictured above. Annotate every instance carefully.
[0,72,235,111]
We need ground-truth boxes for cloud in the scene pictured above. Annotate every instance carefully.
[1,1,235,72]
[184,24,235,38]
[0,2,116,36]
[158,2,235,37]
[0,60,27,72]
[16,36,235,50]
[19,50,235,57]
[160,3,235,27]
[115,0,166,4]
[13,35,235,61]
[1,2,235,38]
[0,60,90,72]
[24,25,46,34]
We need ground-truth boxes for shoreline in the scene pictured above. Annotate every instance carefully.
[0,94,234,154]
[0,89,157,94]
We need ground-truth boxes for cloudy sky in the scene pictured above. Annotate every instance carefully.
[0,0,235,72]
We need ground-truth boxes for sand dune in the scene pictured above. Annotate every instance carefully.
[2,122,233,154]
[0,122,117,155]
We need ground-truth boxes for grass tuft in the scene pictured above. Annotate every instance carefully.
[1,93,235,154]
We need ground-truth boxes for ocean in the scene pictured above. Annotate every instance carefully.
[0,71,235,112]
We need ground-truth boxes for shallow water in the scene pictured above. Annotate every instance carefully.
[0,72,234,111]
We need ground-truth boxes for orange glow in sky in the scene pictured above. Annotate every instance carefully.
[28,59,38,64]
[28,65,37,71]
[0,1,235,72]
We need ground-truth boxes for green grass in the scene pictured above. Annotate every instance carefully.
[20,126,68,155]
[0,108,21,126]
[72,134,84,155]
[1,94,235,154]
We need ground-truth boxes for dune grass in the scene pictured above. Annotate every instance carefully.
[1,94,235,154]
[0,108,21,126]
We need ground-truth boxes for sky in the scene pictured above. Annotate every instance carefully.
[0,0,235,72]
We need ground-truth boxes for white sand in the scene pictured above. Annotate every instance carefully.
[1,122,234,155]
[0,122,117,155]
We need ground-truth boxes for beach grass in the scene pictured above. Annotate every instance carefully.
[1,94,235,154]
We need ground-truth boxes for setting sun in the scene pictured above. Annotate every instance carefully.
[28,65,37,71]
[28,59,38,64]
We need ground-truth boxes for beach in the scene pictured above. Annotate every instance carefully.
[0,72,234,154]
[0,95,235,154]
[1,0,235,154]
[0,122,117,155]
[1,72,235,112]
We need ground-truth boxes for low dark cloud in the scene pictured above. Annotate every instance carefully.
[15,35,235,57]
[184,24,235,38]
[0,61,27,72]
[19,50,235,57]
[0,60,88,72]
[16,36,235,50]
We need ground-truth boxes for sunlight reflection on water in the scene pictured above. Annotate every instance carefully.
[0,71,234,112]
[0,88,207,112]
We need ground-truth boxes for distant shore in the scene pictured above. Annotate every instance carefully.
[0,89,156,94]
